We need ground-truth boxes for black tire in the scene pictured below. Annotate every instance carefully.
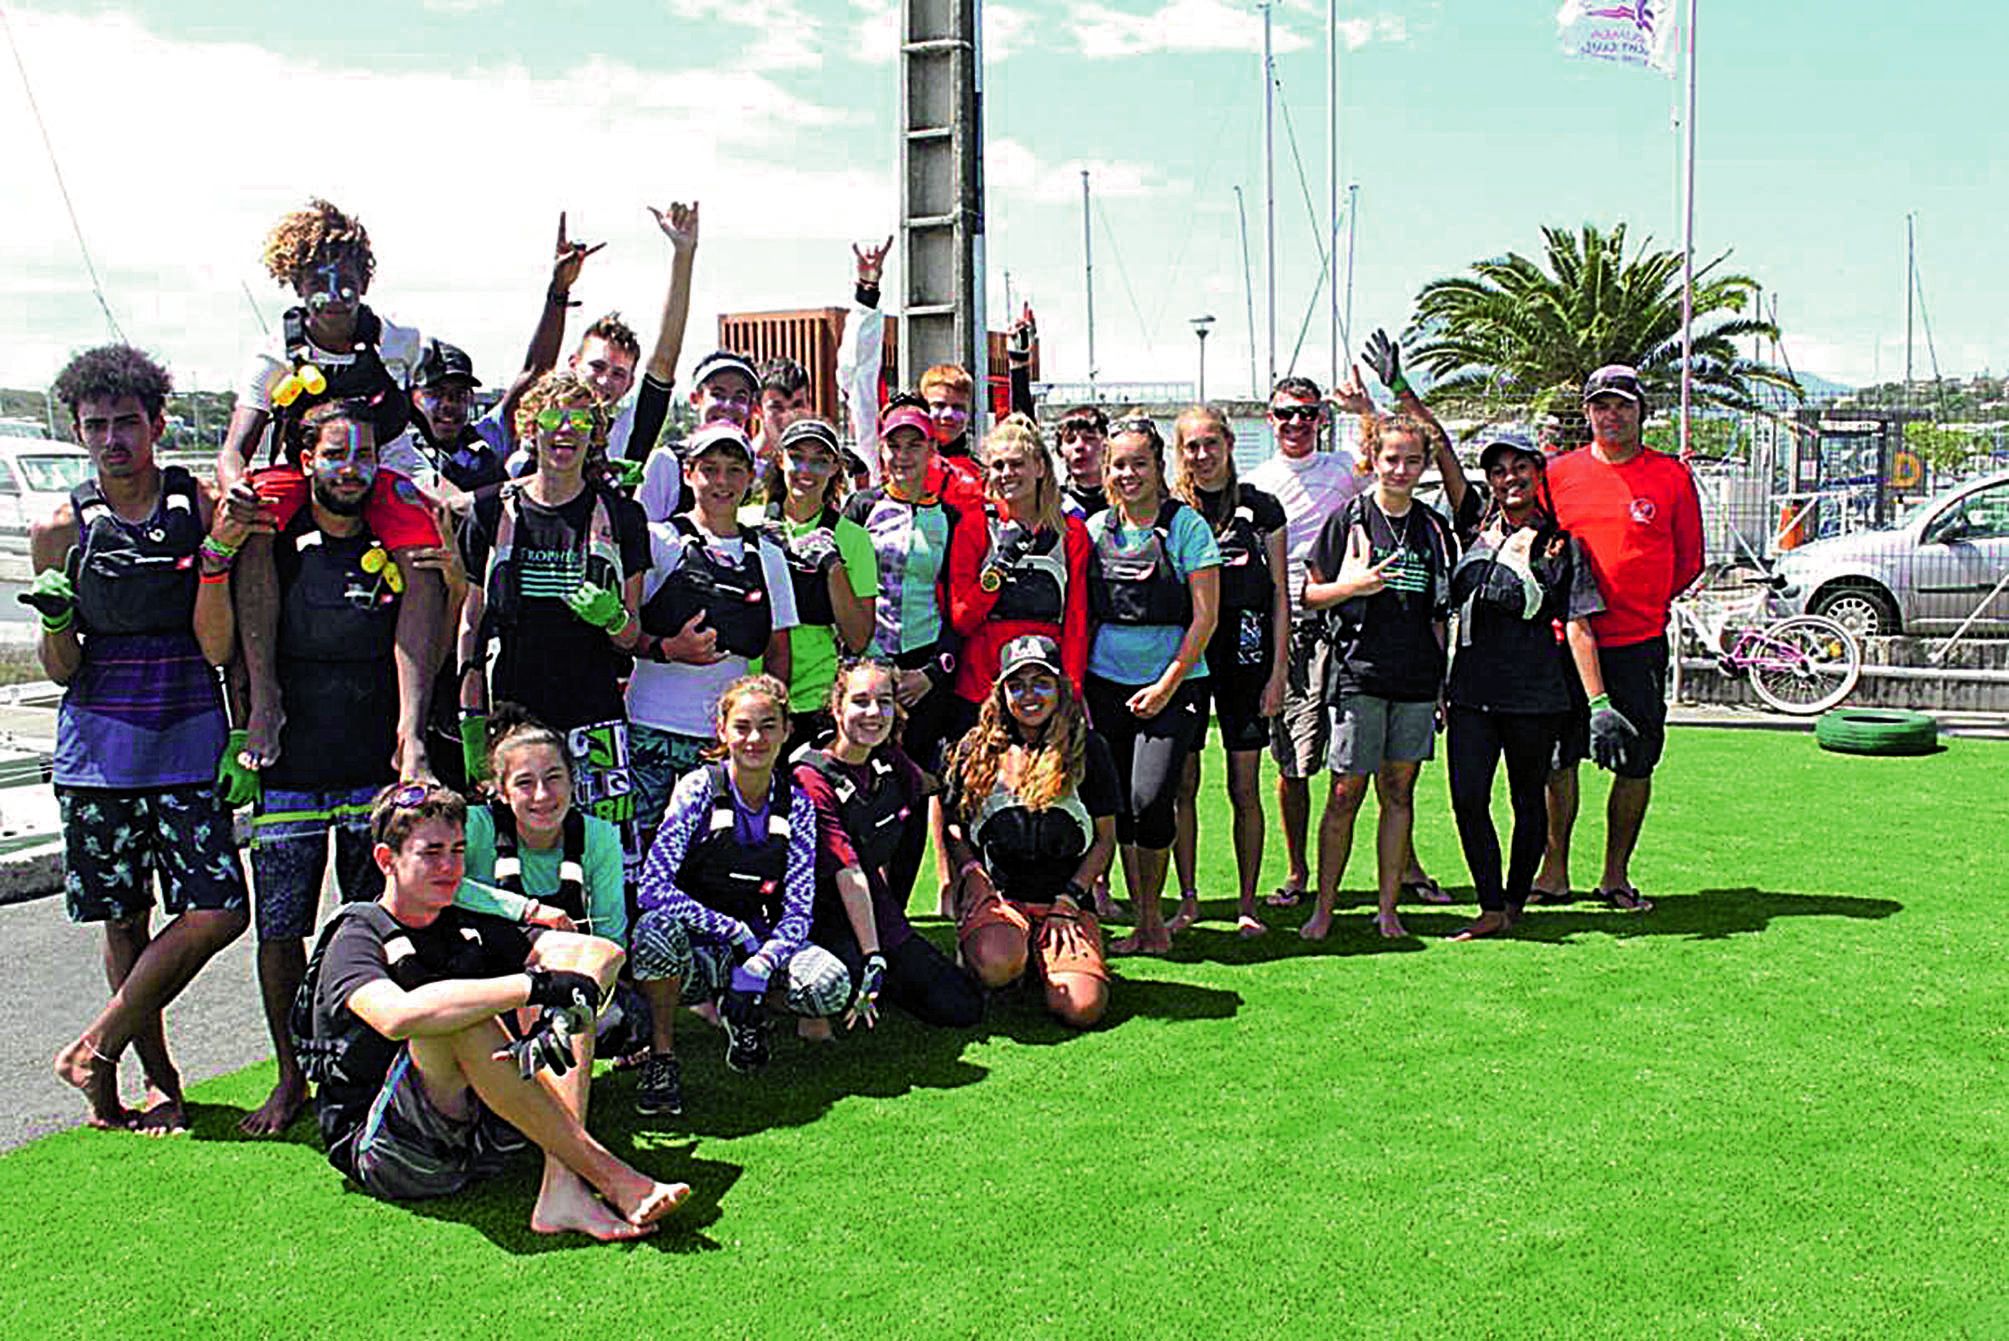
[1809,583,1898,638]
[1814,708,1939,757]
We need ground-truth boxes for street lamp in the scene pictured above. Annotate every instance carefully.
[1190,314,1216,403]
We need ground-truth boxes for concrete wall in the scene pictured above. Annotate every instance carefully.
[1679,635,2009,712]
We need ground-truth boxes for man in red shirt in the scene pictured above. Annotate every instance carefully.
[1536,365,1703,913]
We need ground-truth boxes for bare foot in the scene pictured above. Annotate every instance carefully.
[244,701,286,769]
[1298,909,1334,941]
[238,1074,308,1137]
[1108,928,1171,956]
[1236,913,1268,938]
[1449,911,1512,943]
[618,1180,692,1231]
[55,1038,132,1130]
[1374,909,1409,939]
[688,1001,723,1030]
[133,1095,189,1137]
[1165,892,1201,935]
[797,1017,835,1043]
[533,1173,661,1242]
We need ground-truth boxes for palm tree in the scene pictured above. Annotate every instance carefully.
[1405,223,1797,430]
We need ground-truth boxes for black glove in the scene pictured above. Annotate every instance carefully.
[845,952,887,1030]
[721,963,768,1030]
[1362,328,1411,397]
[504,1006,583,1081]
[1588,694,1640,773]
[525,966,603,1016]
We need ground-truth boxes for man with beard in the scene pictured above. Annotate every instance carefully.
[234,398,431,1135]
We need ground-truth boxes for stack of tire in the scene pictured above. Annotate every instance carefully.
[1814,709,1939,757]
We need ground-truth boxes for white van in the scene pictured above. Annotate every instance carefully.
[0,430,93,554]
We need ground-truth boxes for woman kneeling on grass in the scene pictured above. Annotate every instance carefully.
[626,675,852,1115]
[794,659,985,1028]
[941,635,1119,1029]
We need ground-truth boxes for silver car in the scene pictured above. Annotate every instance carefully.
[1775,468,2009,637]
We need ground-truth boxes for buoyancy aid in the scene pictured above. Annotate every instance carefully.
[639,517,775,659]
[488,802,590,923]
[984,515,1069,623]
[481,480,623,628]
[271,304,411,459]
[793,744,912,877]
[1088,498,1192,626]
[675,763,794,931]
[68,464,203,637]
[763,502,841,628]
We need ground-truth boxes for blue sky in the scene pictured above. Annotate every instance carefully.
[2,0,2002,397]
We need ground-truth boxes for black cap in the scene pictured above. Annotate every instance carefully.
[414,339,482,389]
[1478,432,1543,473]
[779,418,841,457]
[1582,364,1644,405]
[996,634,1063,681]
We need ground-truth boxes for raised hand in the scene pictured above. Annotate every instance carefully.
[853,235,893,286]
[1329,366,1375,417]
[648,201,700,254]
[550,211,606,301]
[1007,303,1036,360]
[1362,328,1411,397]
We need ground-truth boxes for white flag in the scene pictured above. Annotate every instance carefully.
[1557,0,1679,75]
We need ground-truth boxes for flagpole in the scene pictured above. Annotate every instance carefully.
[1679,0,1697,457]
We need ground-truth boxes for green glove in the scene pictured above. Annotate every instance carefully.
[608,457,646,489]
[19,570,76,632]
[564,581,627,632]
[216,730,262,809]
[460,713,490,785]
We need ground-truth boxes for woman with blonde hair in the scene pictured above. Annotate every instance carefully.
[942,636,1118,1028]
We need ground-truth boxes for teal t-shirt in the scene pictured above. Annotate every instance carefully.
[452,804,629,946]
[1086,502,1221,685]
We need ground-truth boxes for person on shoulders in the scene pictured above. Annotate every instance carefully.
[301,783,686,1239]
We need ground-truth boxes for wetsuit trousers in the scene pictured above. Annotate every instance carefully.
[1445,705,1565,914]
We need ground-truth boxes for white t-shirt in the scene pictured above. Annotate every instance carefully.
[625,520,800,737]
[1243,447,1366,614]
[237,314,424,463]
[636,446,685,523]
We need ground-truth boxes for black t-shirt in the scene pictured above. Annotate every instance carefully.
[1307,493,1456,703]
[266,514,401,792]
[1065,481,1109,519]
[311,902,533,1168]
[1195,482,1287,686]
[945,730,1119,906]
[460,481,652,730]
[433,427,507,494]
[1446,522,1604,714]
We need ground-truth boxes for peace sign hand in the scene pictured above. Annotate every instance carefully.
[648,201,700,254]
[1328,366,1375,417]
[1337,525,1400,598]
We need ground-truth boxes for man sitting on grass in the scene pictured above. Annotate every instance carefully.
[302,783,687,1240]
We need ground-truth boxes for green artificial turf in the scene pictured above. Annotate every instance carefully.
[3,727,2005,1339]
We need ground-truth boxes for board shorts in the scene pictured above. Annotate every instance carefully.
[957,893,1109,985]
[351,1046,529,1202]
[1327,694,1436,775]
[58,784,247,924]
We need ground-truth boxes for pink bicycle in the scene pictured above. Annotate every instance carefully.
[1680,576,1863,716]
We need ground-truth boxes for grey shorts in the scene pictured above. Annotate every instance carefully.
[352,1046,529,1202]
[1327,694,1436,775]
[1269,633,1331,779]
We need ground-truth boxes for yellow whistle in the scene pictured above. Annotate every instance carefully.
[298,364,327,395]
[384,565,405,595]
[271,373,305,407]
[359,546,388,575]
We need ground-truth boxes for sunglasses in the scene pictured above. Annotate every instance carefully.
[535,407,598,433]
[1271,405,1321,423]
[1110,414,1160,436]
[387,782,436,809]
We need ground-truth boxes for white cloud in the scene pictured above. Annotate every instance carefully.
[1067,0,1310,59]
[420,0,499,12]
[987,138,1177,204]
[665,0,823,72]
[987,5,1037,60]
[847,0,1034,66]
[0,7,889,387]
[1337,14,1408,49]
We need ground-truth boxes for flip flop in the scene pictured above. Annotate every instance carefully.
[1596,885,1654,914]
[1401,876,1452,905]
[1265,885,1304,908]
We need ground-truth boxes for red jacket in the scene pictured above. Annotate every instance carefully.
[1547,445,1704,648]
[945,502,1092,702]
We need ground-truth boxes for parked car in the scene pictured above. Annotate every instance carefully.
[0,438,92,555]
[1775,469,2009,637]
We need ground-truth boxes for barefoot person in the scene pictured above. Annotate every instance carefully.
[234,399,428,1136]
[628,675,852,1106]
[794,659,985,1029]
[1443,435,1609,940]
[300,784,686,1239]
[1535,366,1705,912]
[1299,413,1456,940]
[34,346,248,1134]
[1083,417,1219,955]
[1167,405,1290,937]
[942,636,1119,1028]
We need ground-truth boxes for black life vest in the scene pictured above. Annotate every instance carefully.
[762,502,841,628]
[276,520,399,664]
[639,517,774,660]
[793,744,913,878]
[1208,486,1276,614]
[1088,498,1193,627]
[674,763,794,932]
[68,465,203,637]
[967,775,1096,903]
[270,304,410,461]
[481,481,623,629]
[985,515,1069,624]
[488,803,589,923]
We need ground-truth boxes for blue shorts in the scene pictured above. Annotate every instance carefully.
[250,785,382,941]
[58,784,248,925]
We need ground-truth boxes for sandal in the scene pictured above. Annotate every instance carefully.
[1264,885,1304,909]
[1597,885,1654,914]
[1401,876,1452,905]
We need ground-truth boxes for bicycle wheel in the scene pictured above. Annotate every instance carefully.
[1745,614,1862,715]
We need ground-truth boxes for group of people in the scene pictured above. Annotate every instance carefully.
[36,196,1703,1241]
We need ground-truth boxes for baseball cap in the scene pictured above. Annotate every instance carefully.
[690,350,758,392]
[1478,431,1543,473]
[414,339,481,389]
[881,404,934,441]
[996,634,1063,682]
[1582,365,1644,405]
[682,423,756,465]
[779,418,841,457]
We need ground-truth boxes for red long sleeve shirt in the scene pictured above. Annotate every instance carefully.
[1547,445,1705,648]
[945,502,1092,702]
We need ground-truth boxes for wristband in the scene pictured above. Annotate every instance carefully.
[1061,880,1090,906]
[520,900,539,925]
[1390,374,1415,399]
[1589,692,1611,711]
[199,536,240,568]
[40,609,74,635]
[198,570,230,585]
[546,286,573,306]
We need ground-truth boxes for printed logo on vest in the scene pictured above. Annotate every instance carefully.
[1629,497,1658,525]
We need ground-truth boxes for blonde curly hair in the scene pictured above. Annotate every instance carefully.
[515,370,610,474]
[946,671,1087,823]
[261,198,376,288]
